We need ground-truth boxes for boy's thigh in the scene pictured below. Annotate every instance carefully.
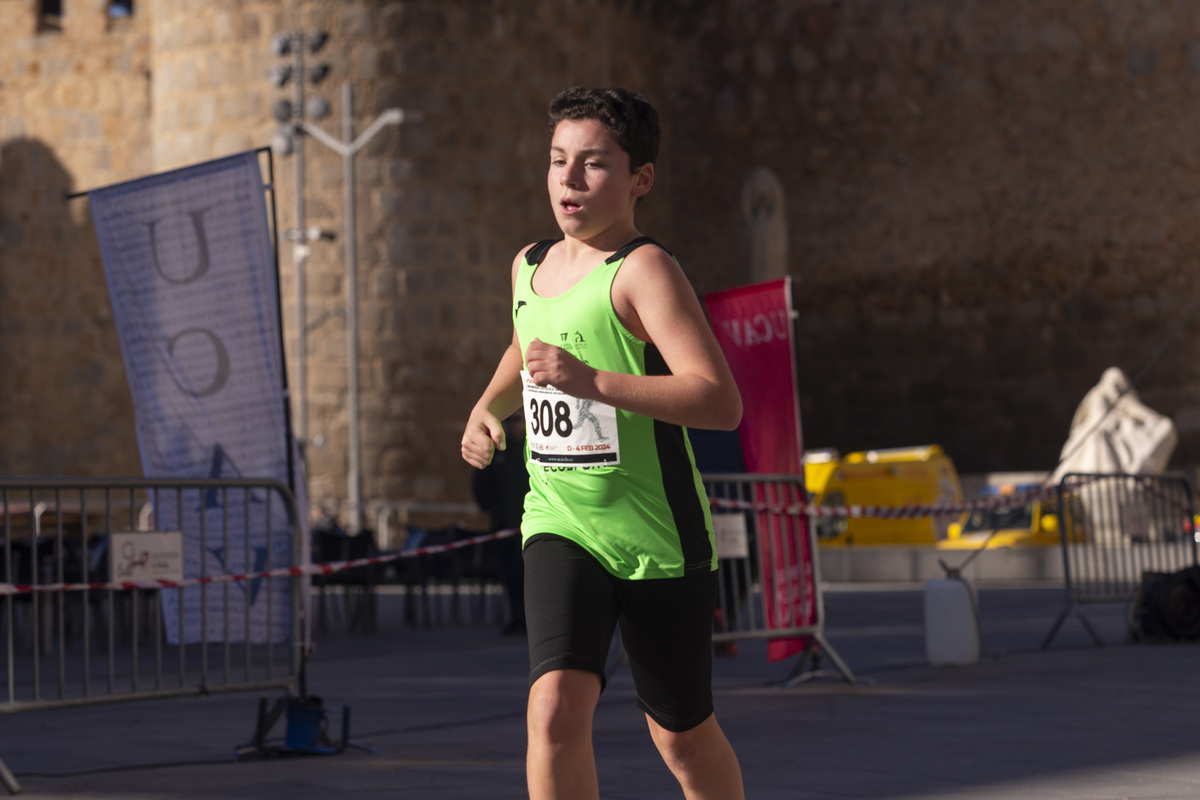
[617,569,718,733]
[523,534,620,687]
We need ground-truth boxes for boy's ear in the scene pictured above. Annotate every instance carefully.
[632,162,655,199]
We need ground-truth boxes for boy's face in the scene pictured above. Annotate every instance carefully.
[547,118,653,243]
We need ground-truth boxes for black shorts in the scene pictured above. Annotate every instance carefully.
[523,534,717,733]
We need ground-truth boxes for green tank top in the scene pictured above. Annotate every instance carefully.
[513,237,716,580]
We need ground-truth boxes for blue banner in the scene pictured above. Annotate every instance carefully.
[90,152,293,645]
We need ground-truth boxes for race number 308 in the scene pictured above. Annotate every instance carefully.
[529,398,573,438]
[520,369,620,465]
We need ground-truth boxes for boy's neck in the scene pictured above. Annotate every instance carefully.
[532,225,644,298]
[559,223,643,260]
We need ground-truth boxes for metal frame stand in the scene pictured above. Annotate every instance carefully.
[235,693,376,759]
[1042,599,1105,650]
[298,84,415,533]
[781,632,860,688]
[0,756,20,795]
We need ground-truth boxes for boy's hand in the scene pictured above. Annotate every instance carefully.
[525,339,596,397]
[461,409,506,469]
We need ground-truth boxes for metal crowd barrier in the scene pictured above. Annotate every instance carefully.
[703,473,855,685]
[1043,472,1198,648]
[1,478,305,795]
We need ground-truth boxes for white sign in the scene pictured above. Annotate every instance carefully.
[713,513,750,559]
[110,531,184,583]
[521,370,620,465]
[1120,502,1152,541]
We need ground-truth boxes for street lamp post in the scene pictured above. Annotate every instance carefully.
[269,29,332,462]
[270,33,414,532]
[299,84,415,532]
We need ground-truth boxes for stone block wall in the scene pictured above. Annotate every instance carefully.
[134,0,665,509]
[0,0,149,475]
[661,0,1200,473]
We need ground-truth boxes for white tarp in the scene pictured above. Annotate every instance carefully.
[90,151,293,644]
[1052,367,1178,481]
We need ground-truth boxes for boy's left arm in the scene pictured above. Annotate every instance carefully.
[524,247,742,431]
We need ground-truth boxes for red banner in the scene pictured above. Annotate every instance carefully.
[704,279,803,475]
[705,278,811,660]
[755,481,816,660]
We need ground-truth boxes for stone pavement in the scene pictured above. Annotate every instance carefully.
[2,583,1198,799]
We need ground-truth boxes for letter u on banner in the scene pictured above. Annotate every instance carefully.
[705,278,812,660]
[89,151,293,645]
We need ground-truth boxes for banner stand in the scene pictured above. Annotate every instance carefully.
[779,510,859,687]
[74,150,325,755]
[704,473,858,687]
[235,694,377,760]
[781,634,858,688]
[703,280,861,685]
[77,148,302,648]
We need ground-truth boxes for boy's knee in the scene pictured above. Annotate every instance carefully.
[648,714,717,767]
[528,670,600,745]
[654,728,697,763]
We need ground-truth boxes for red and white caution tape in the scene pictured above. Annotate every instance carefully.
[0,528,520,597]
[0,483,1067,597]
[708,484,1059,519]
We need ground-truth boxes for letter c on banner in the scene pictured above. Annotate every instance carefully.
[753,312,775,344]
[164,327,230,398]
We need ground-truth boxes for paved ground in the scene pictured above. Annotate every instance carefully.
[3,582,1199,799]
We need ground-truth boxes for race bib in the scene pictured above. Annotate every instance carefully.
[521,370,620,465]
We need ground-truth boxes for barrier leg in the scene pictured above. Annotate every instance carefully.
[340,705,377,754]
[234,694,287,760]
[782,634,860,688]
[1042,605,1071,650]
[1076,610,1105,647]
[811,633,857,685]
[1042,601,1104,650]
[783,641,816,683]
[0,755,21,795]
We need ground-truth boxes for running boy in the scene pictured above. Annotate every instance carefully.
[461,86,745,800]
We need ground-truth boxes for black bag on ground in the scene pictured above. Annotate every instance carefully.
[1134,566,1200,642]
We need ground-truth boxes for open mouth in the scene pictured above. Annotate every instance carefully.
[560,199,581,215]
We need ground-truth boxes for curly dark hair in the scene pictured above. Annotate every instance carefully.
[547,87,661,170]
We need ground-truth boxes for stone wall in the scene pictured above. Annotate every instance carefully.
[341,1,664,506]
[0,0,665,510]
[243,0,667,507]
[0,0,149,475]
[662,0,1200,472]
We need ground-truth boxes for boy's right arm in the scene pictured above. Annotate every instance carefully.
[461,339,524,469]
[461,248,529,469]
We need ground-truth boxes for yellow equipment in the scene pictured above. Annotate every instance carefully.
[937,478,1088,549]
[937,494,1060,550]
[804,445,962,547]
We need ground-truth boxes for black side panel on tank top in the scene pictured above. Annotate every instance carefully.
[526,239,561,266]
[529,236,670,267]
[644,343,713,570]
[605,236,672,264]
